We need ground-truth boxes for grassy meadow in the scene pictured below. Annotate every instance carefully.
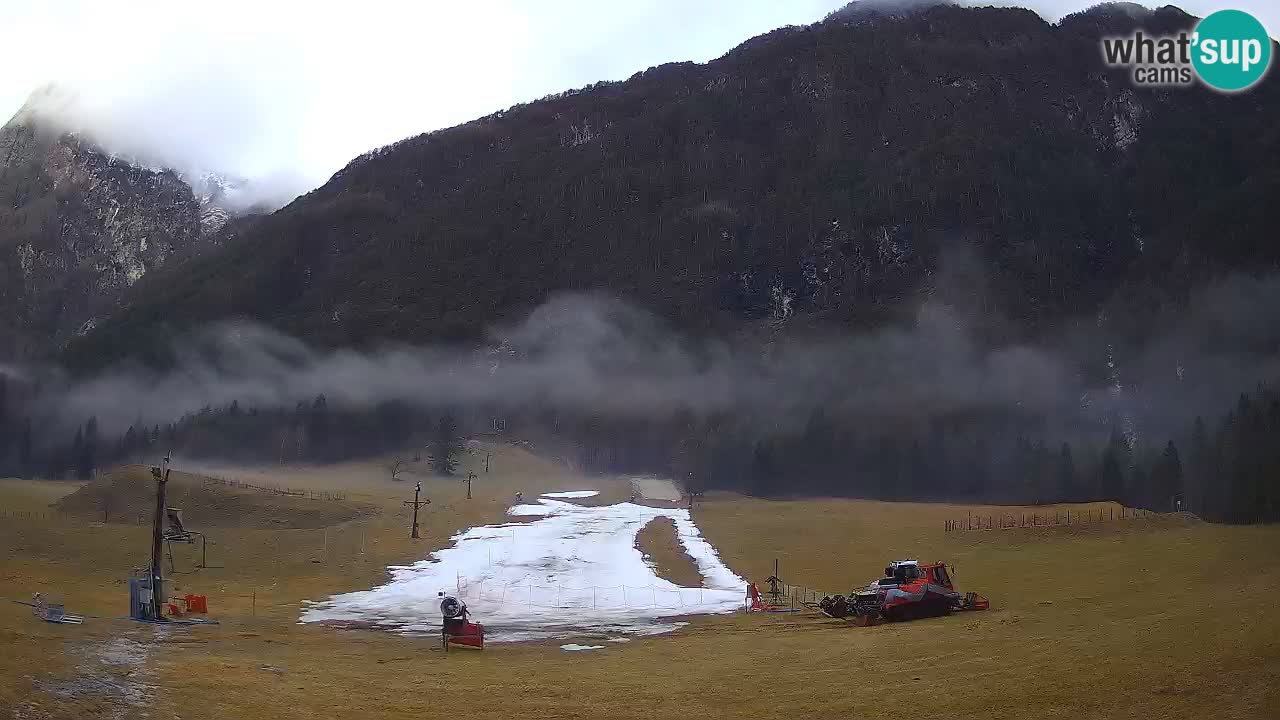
[0,441,1276,719]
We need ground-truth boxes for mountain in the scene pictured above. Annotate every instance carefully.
[63,3,1280,370]
[186,171,247,234]
[824,0,959,22]
[0,89,247,360]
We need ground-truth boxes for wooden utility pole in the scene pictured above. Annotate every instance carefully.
[149,453,171,618]
[404,481,430,539]
[466,472,475,500]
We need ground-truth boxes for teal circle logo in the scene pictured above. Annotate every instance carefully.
[1192,10,1272,92]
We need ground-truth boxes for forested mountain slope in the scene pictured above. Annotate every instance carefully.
[64,3,1280,370]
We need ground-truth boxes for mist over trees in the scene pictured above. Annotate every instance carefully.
[7,316,1280,524]
[3,383,1273,523]
[529,386,1279,523]
[7,265,1280,525]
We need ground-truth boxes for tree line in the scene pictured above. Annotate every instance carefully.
[0,373,1275,523]
[0,383,468,482]
[522,387,1279,525]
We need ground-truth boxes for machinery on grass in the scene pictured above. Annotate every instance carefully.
[162,506,210,573]
[30,592,84,624]
[439,592,484,650]
[817,560,988,625]
[745,558,805,613]
[128,567,211,621]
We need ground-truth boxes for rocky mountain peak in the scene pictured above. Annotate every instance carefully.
[0,91,217,360]
[185,170,251,233]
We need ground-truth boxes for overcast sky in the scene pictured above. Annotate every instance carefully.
[1,0,1274,207]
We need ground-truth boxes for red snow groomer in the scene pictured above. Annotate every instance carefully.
[818,560,988,625]
[439,593,484,650]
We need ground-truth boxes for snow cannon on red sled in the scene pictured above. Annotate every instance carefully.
[818,560,988,625]
[439,593,484,650]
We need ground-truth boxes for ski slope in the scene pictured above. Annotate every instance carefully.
[300,493,746,642]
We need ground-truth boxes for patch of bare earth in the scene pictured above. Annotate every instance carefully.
[19,636,154,720]
[630,476,682,503]
[635,517,704,587]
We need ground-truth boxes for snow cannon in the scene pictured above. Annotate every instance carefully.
[439,592,484,651]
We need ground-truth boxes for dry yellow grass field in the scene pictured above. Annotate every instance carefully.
[1,442,1277,719]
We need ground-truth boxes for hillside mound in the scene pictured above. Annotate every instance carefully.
[55,465,372,529]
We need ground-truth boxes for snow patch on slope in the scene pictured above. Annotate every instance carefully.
[300,497,746,642]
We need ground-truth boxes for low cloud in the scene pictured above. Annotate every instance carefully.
[24,270,1274,450]
[34,294,1058,435]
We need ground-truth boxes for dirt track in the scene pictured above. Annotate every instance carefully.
[631,476,681,502]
